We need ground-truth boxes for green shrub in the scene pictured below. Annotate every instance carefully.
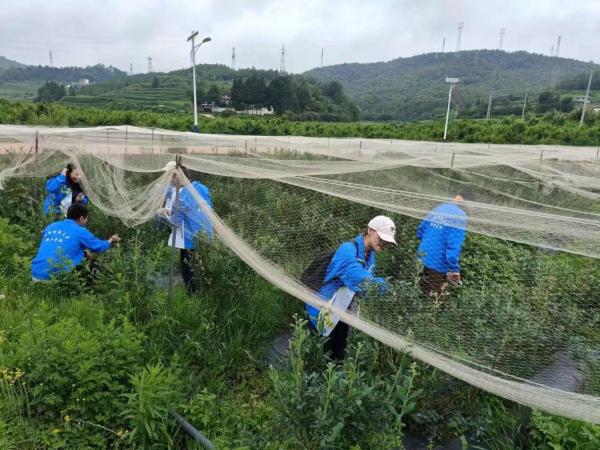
[530,411,600,450]
[122,363,183,449]
[0,311,143,446]
[270,319,421,449]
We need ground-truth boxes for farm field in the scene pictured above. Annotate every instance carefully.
[0,81,43,102]
[1,121,600,448]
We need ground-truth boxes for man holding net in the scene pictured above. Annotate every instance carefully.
[417,194,469,300]
[158,163,213,295]
[304,215,396,361]
[31,203,120,282]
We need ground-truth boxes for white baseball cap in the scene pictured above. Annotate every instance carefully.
[368,215,397,245]
[162,161,177,171]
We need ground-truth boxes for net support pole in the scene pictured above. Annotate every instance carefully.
[168,155,182,303]
[450,152,456,168]
[34,131,39,200]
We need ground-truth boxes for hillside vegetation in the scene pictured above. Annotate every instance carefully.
[0,56,26,71]
[57,65,360,121]
[304,50,598,121]
[1,99,599,146]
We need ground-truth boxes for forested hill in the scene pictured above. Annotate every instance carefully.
[0,56,26,71]
[304,50,598,121]
[0,63,126,84]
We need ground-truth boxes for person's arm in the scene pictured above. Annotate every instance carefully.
[416,218,429,241]
[45,174,66,194]
[79,228,112,254]
[334,243,380,293]
[204,188,213,208]
[445,220,467,273]
[169,190,189,229]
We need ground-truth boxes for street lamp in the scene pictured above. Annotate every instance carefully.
[443,77,459,141]
[187,32,211,133]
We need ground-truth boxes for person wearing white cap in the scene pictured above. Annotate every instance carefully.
[305,215,396,361]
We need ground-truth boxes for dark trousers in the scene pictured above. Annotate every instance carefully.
[75,253,100,284]
[180,249,197,295]
[308,318,350,362]
[420,267,449,299]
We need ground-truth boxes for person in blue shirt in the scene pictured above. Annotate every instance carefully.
[416,194,470,299]
[158,163,213,295]
[306,215,396,361]
[43,164,89,216]
[32,203,120,281]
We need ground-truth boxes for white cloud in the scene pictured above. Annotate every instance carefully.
[0,0,598,73]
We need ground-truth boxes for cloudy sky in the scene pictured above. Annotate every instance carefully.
[1,0,599,74]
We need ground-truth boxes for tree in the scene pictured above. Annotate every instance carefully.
[205,84,221,103]
[151,76,161,88]
[34,81,67,103]
[559,96,574,112]
[537,91,560,113]
[322,81,344,103]
[267,76,299,114]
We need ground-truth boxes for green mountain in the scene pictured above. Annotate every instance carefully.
[0,64,126,84]
[58,64,360,121]
[303,50,598,121]
[0,56,26,71]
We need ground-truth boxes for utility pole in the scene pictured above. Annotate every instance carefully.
[49,50,53,67]
[486,71,497,120]
[129,63,133,76]
[231,47,236,70]
[555,35,561,57]
[456,22,464,52]
[498,28,505,50]
[442,37,446,53]
[280,44,286,73]
[550,45,554,57]
[444,78,459,140]
[579,68,594,127]
[521,92,528,120]
[321,48,324,67]
[147,56,153,73]
[486,92,493,120]
[187,32,211,133]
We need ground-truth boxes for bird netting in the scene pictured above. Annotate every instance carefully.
[1,124,600,423]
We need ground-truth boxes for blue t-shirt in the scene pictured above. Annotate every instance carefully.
[306,234,385,327]
[31,219,111,280]
[417,203,467,273]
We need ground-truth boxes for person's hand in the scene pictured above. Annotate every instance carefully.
[447,272,461,284]
[108,234,121,244]
[373,277,389,294]
[75,192,85,202]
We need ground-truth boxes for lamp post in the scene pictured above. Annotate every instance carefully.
[187,32,211,133]
[443,77,459,141]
